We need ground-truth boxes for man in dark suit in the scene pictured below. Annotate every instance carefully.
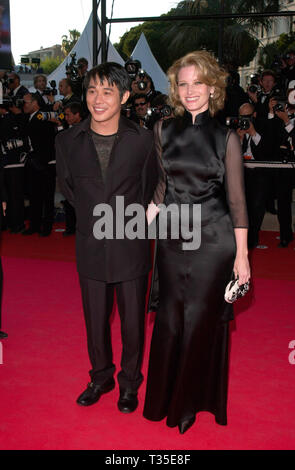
[7,72,28,100]
[21,93,56,236]
[267,97,295,247]
[56,62,157,414]
[53,78,81,113]
[0,166,8,339]
[237,102,272,248]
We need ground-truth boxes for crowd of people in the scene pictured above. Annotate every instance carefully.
[0,51,294,433]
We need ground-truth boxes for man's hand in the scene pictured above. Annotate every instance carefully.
[247,89,258,103]
[9,105,22,114]
[47,94,55,104]
[275,107,290,125]
[269,97,277,113]
[247,120,257,137]
[53,101,62,112]
[236,127,247,142]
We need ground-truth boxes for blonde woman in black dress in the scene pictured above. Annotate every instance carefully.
[143,50,251,434]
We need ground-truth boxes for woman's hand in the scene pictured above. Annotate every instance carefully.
[2,201,7,216]
[233,253,251,285]
[146,201,160,225]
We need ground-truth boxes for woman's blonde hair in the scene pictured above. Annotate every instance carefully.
[167,50,228,117]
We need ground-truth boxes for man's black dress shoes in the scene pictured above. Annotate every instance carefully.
[0,331,8,339]
[117,389,138,413]
[76,378,115,406]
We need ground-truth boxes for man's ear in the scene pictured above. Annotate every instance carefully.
[121,90,130,105]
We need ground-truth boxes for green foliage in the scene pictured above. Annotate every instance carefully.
[40,56,64,75]
[113,0,280,70]
[259,32,295,69]
[61,29,81,56]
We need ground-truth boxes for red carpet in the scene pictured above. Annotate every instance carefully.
[0,228,294,450]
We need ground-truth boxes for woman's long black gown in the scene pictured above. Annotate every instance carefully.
[143,109,248,428]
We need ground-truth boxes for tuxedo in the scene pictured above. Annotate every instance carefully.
[8,85,28,100]
[62,94,81,108]
[242,129,273,247]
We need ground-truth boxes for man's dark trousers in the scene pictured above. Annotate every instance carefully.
[79,275,148,391]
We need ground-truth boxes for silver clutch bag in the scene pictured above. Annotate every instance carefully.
[224,275,250,304]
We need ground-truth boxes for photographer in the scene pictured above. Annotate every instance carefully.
[280,51,295,91]
[130,93,151,129]
[248,69,281,215]
[125,60,161,103]
[21,93,56,237]
[58,102,84,237]
[267,94,295,247]
[236,103,271,249]
[33,74,57,111]
[77,57,89,115]
[53,78,81,113]
[218,70,249,125]
[0,103,32,234]
[0,165,7,339]
[6,72,28,100]
[131,71,161,104]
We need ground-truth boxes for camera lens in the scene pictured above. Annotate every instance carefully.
[138,81,147,91]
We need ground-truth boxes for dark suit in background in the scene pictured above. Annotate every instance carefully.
[25,114,56,235]
[0,166,7,336]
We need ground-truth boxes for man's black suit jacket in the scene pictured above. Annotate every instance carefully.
[25,113,56,170]
[8,85,28,99]
[55,115,158,283]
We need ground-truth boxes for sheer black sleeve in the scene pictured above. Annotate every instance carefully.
[224,130,248,228]
[152,119,166,205]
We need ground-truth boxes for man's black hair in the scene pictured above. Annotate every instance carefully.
[84,62,131,99]
[64,101,83,117]
[30,92,43,108]
[132,93,148,105]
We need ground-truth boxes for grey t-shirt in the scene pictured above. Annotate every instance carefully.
[90,130,117,182]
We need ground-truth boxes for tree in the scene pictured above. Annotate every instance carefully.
[164,0,280,69]
[259,32,295,70]
[114,0,280,71]
[40,56,63,75]
[61,29,81,56]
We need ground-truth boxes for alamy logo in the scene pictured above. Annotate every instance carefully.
[0,342,3,365]
[288,340,295,365]
[93,196,202,250]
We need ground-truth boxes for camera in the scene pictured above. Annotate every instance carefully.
[125,59,141,80]
[65,52,80,83]
[36,111,65,121]
[273,100,287,112]
[248,84,261,94]
[0,96,24,110]
[147,104,172,119]
[226,116,253,131]
[43,80,58,96]
[248,74,261,95]
[136,69,148,91]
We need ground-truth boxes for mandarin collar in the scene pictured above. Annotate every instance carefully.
[183,109,210,126]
